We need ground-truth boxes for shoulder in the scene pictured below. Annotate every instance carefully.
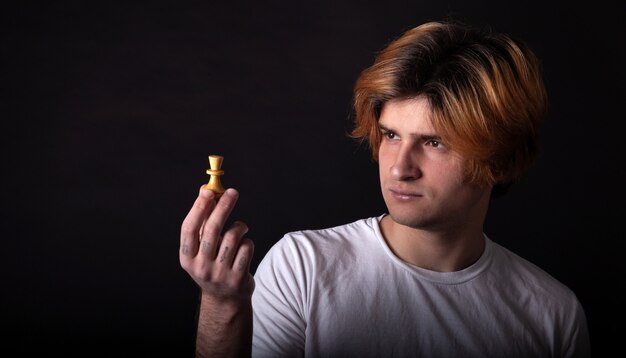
[274,215,381,253]
[489,240,581,307]
[254,216,383,276]
[488,240,590,353]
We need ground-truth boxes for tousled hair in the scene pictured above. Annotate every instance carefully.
[351,21,547,198]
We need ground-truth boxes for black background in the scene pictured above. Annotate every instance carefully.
[2,1,624,356]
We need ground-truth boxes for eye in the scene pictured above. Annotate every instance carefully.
[381,130,398,140]
[426,139,444,148]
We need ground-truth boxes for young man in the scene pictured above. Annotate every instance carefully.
[180,21,590,357]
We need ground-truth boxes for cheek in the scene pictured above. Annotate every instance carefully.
[377,143,392,170]
[431,159,466,187]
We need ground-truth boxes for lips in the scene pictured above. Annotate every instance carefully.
[388,187,422,200]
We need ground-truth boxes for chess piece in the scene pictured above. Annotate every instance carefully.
[203,155,226,198]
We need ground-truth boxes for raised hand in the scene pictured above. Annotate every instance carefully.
[180,186,255,357]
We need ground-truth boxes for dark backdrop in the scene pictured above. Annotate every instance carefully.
[3,1,624,356]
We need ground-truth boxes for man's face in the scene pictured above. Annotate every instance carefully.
[378,97,490,232]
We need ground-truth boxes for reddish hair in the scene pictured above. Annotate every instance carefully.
[352,21,547,197]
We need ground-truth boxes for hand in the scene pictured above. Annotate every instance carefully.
[180,186,255,303]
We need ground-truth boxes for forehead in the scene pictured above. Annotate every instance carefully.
[379,97,435,133]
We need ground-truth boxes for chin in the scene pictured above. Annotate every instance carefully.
[387,209,429,229]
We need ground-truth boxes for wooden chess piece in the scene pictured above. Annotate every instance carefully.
[202,155,226,198]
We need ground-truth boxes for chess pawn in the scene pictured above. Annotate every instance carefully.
[203,155,226,198]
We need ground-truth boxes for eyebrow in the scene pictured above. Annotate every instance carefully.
[377,123,442,141]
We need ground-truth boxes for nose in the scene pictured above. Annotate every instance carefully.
[390,144,421,181]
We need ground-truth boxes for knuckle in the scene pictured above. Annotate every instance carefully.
[180,224,196,237]
[218,194,237,210]
[179,244,193,257]
[202,223,220,238]
[221,231,239,246]
[240,238,255,254]
[222,222,248,243]
[218,200,233,212]
[199,239,212,254]
[233,258,250,274]
[193,197,209,211]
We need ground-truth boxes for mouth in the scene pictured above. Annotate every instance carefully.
[388,188,422,201]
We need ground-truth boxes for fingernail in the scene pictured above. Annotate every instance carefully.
[225,188,238,197]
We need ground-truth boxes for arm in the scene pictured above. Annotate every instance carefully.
[180,186,255,358]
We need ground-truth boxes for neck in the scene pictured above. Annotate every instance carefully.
[379,215,486,272]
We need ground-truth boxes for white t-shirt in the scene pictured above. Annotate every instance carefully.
[252,215,590,357]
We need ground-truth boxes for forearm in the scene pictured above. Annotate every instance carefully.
[195,293,253,358]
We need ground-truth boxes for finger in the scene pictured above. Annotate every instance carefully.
[232,237,254,273]
[180,186,216,258]
[202,188,239,247]
[227,238,255,294]
[216,220,249,266]
[198,215,222,259]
